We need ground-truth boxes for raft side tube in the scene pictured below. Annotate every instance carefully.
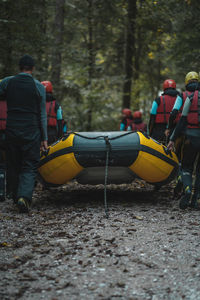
[129,132,178,184]
[38,134,83,185]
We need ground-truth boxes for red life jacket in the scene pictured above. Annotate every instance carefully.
[46,100,57,127]
[132,121,147,132]
[0,100,7,131]
[155,94,177,124]
[187,90,200,128]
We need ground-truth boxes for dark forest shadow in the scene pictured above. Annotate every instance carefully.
[33,180,175,211]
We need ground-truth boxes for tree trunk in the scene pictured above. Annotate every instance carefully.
[86,0,95,131]
[133,25,142,107]
[156,42,162,95]
[1,1,13,77]
[3,27,13,77]
[51,0,65,101]
[134,25,142,82]
[36,0,47,81]
[122,0,137,109]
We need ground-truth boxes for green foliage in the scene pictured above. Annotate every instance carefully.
[0,0,47,77]
[0,0,199,130]
[170,0,200,75]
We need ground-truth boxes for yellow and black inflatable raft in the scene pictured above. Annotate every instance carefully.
[38,131,179,187]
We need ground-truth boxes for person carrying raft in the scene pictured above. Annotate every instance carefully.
[168,74,200,210]
[0,55,48,213]
[166,71,199,198]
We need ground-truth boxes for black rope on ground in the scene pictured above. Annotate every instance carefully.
[61,130,140,217]
[104,136,111,218]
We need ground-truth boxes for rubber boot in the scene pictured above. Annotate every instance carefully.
[179,187,191,209]
[173,175,183,199]
[179,170,193,209]
[17,197,30,213]
[173,164,183,198]
[190,172,200,209]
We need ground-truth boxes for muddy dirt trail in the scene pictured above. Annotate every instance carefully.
[0,181,200,300]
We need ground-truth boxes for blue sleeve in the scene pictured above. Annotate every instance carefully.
[63,123,67,133]
[150,101,158,115]
[120,123,125,131]
[172,95,183,111]
[56,106,63,120]
[34,79,48,141]
[182,96,192,116]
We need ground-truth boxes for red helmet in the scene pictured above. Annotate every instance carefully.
[41,81,53,93]
[133,111,142,119]
[122,108,132,117]
[163,79,176,90]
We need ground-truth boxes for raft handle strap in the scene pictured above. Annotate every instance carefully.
[163,145,172,157]
[40,148,50,158]
[63,130,135,141]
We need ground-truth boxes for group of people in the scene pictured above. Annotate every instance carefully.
[120,74,200,210]
[0,54,199,213]
[0,55,67,212]
[120,109,147,132]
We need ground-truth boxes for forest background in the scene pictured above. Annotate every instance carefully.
[0,0,200,131]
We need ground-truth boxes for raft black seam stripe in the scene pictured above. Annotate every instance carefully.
[139,145,177,167]
[39,146,74,167]
[39,144,177,168]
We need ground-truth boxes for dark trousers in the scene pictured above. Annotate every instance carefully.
[6,132,40,202]
[151,124,167,144]
[174,135,184,161]
[181,136,200,195]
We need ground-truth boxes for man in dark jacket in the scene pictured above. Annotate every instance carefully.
[0,55,48,212]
